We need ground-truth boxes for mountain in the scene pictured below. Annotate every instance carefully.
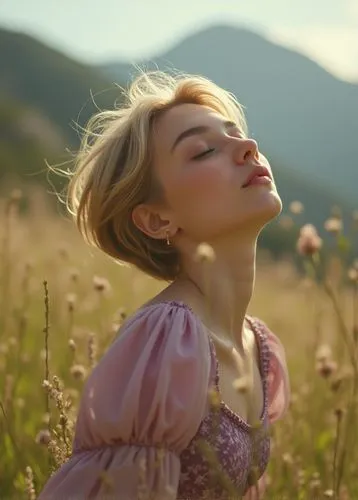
[101,24,358,207]
[0,27,123,148]
[0,25,355,252]
[0,97,64,186]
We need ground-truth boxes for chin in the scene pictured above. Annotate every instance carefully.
[269,190,283,216]
[250,190,283,229]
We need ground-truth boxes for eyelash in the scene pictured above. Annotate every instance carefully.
[192,148,216,160]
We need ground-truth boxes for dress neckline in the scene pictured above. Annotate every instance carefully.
[136,299,270,430]
[208,316,269,431]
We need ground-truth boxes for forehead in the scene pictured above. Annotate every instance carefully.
[152,103,228,152]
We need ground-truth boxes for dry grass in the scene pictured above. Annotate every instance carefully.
[0,188,357,500]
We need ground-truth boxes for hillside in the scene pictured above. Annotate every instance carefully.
[0,97,65,187]
[102,24,358,207]
[0,25,355,254]
[0,27,122,147]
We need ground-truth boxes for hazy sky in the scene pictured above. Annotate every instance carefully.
[1,0,357,82]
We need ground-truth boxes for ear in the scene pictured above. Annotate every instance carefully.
[132,204,176,241]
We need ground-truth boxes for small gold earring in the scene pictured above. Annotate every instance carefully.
[166,230,171,246]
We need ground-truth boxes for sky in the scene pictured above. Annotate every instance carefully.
[1,0,357,82]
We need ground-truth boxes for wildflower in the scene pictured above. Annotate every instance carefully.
[289,200,304,215]
[48,439,64,467]
[64,388,79,402]
[10,189,23,204]
[348,267,358,283]
[59,413,68,426]
[111,322,121,335]
[324,217,343,233]
[25,466,36,500]
[42,379,51,389]
[70,364,87,381]
[68,339,76,351]
[348,260,358,283]
[66,293,77,312]
[296,469,306,487]
[283,453,294,466]
[93,275,111,293]
[194,242,216,263]
[296,224,322,256]
[309,477,321,494]
[316,358,337,379]
[315,344,332,363]
[88,332,97,368]
[279,215,294,230]
[232,376,249,393]
[334,407,344,421]
[35,429,51,446]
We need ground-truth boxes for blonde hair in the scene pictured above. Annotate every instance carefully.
[66,70,248,281]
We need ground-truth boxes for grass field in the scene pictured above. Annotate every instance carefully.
[0,188,357,500]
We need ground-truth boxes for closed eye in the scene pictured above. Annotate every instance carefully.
[192,148,215,160]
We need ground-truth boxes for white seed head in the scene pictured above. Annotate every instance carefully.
[194,242,216,263]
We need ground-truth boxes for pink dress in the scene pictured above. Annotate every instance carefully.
[38,301,289,499]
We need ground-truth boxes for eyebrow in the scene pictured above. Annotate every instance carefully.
[170,119,238,153]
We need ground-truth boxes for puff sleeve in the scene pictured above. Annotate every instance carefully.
[38,302,212,499]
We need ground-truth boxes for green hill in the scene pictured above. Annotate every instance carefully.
[0,27,122,147]
[0,97,64,187]
[0,26,355,257]
[0,26,125,191]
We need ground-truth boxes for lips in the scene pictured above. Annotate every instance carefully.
[242,165,272,188]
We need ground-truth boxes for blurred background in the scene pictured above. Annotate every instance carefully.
[0,0,357,258]
[1,3,358,497]
[1,0,358,251]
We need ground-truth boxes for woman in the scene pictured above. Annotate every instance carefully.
[39,70,290,499]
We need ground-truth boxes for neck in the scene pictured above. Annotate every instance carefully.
[179,234,257,353]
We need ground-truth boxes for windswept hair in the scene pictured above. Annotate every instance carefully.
[65,69,248,281]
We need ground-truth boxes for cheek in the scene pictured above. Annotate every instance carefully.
[169,166,228,206]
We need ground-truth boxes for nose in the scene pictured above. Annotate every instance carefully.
[232,137,260,165]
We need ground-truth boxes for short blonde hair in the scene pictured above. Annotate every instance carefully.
[67,70,248,281]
